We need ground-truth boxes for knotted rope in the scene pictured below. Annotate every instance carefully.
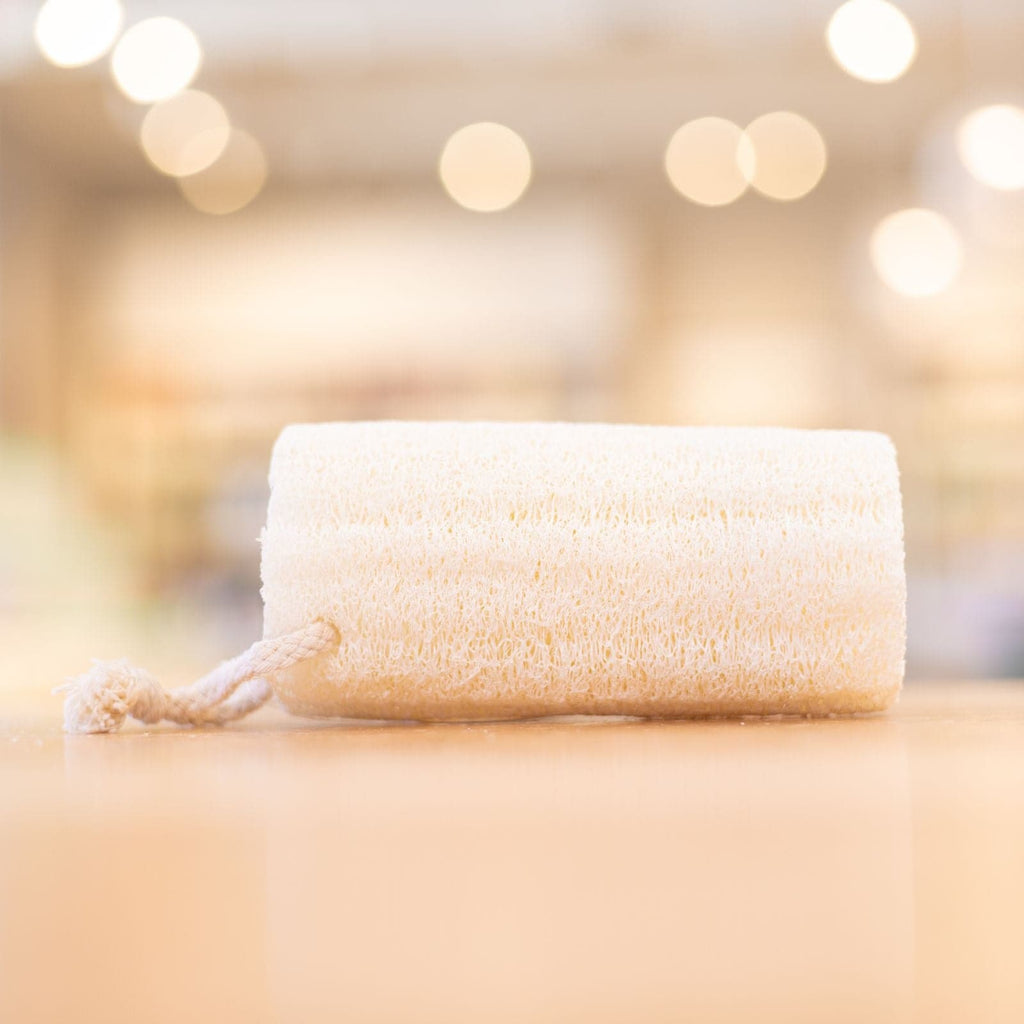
[56,620,338,734]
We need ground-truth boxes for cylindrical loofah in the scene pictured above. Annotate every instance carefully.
[260,422,906,720]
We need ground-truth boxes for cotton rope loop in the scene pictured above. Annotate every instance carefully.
[56,620,338,734]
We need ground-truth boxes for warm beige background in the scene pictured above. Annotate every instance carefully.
[1,0,1023,698]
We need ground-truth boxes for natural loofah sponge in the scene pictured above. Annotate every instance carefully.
[260,422,906,720]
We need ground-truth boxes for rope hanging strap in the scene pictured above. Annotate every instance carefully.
[57,620,338,734]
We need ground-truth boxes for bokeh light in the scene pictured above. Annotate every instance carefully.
[140,91,230,178]
[664,117,754,207]
[439,122,532,212]
[34,0,123,69]
[957,105,1024,191]
[826,0,917,83]
[110,17,201,104]
[870,208,963,296]
[178,129,268,215]
[741,112,828,201]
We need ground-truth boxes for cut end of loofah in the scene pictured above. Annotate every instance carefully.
[55,659,164,734]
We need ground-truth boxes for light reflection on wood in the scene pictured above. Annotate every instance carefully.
[0,683,1021,1022]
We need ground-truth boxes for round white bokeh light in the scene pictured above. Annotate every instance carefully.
[35,0,123,68]
[870,208,963,297]
[957,105,1024,191]
[439,122,532,213]
[111,17,201,104]
[826,0,917,83]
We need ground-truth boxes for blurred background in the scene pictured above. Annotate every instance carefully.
[0,0,1022,694]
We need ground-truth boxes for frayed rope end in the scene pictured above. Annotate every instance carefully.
[54,659,165,734]
[55,621,337,734]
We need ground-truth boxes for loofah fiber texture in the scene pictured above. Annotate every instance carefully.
[260,422,906,720]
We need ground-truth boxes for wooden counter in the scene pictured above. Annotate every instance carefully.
[1,682,1022,1022]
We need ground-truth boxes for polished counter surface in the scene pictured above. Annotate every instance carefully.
[1,682,1022,1023]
